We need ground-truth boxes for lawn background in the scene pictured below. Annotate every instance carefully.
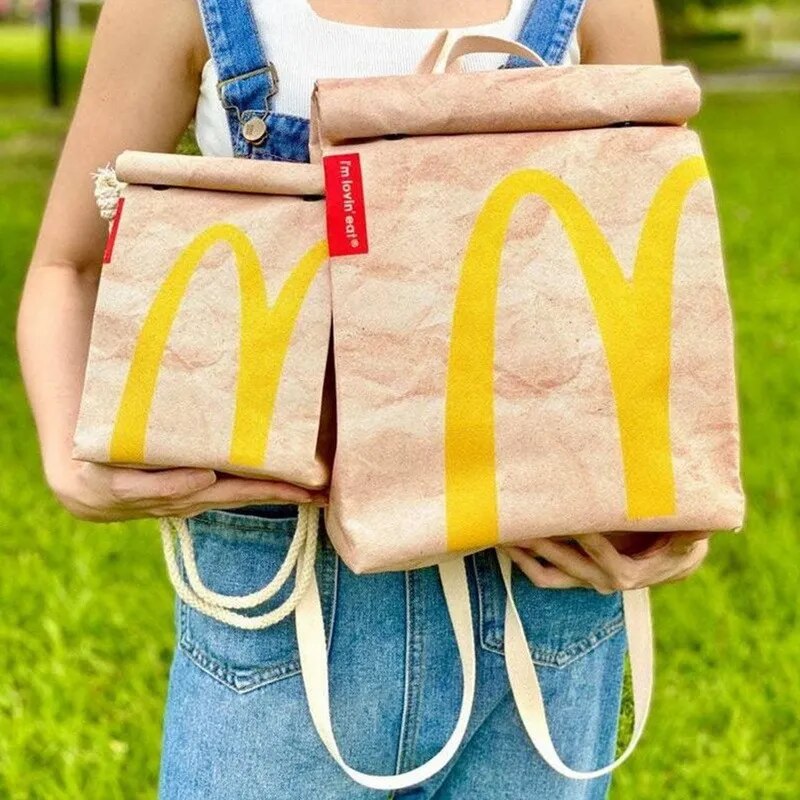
[1,22,798,800]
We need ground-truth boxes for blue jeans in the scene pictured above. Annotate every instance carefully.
[159,507,626,799]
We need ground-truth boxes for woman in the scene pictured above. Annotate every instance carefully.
[17,1,711,797]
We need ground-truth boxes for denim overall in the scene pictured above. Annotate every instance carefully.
[159,3,628,799]
[198,0,586,161]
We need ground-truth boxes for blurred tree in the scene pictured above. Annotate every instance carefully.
[659,0,754,34]
[659,0,746,25]
[660,0,800,23]
[660,0,743,8]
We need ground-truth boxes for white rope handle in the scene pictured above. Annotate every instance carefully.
[294,557,476,791]
[178,510,308,609]
[160,504,319,630]
[497,549,654,780]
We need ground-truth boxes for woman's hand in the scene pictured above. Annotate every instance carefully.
[504,531,711,594]
[48,459,327,523]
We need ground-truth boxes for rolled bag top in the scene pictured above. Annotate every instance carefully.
[311,64,702,148]
[114,150,325,196]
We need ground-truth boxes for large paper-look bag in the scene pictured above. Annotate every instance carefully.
[74,151,332,488]
[292,36,745,788]
[313,42,744,575]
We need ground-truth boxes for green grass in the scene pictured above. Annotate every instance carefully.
[0,26,188,800]
[614,88,800,799]
[1,24,799,800]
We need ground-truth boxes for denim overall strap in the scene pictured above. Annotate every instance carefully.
[197,0,275,157]
[196,0,306,160]
[509,0,587,66]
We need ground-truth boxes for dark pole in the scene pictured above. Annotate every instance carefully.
[47,0,62,108]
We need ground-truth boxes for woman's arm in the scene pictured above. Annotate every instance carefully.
[17,0,322,521]
[579,0,662,65]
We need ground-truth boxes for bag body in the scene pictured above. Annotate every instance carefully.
[314,61,745,574]
[73,151,331,488]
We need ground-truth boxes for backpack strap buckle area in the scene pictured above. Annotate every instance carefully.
[198,0,278,156]
[217,62,280,146]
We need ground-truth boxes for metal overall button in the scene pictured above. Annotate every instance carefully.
[242,115,268,144]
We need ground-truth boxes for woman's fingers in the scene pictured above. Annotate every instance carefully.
[509,532,713,593]
[59,461,328,522]
[577,532,710,590]
[662,530,712,555]
[505,546,592,590]
[518,538,617,594]
[665,535,710,579]
[105,466,218,504]
[576,533,636,575]
[173,474,324,511]
[88,463,328,519]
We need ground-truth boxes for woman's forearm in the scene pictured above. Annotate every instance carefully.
[17,261,100,490]
[15,0,207,489]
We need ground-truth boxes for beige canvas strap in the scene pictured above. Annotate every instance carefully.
[497,550,654,780]
[437,33,548,71]
[160,504,319,630]
[415,30,453,74]
[417,30,547,75]
[294,556,476,792]
[161,508,649,784]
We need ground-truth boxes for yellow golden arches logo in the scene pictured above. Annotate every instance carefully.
[445,156,709,551]
[109,223,328,468]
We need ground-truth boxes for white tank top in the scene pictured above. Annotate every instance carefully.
[195,0,581,158]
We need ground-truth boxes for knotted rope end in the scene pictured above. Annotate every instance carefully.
[92,165,127,222]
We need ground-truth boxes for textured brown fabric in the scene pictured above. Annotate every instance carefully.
[313,65,702,147]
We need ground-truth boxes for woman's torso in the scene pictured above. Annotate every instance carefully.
[194,0,581,158]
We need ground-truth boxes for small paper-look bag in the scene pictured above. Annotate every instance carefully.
[302,33,745,786]
[74,151,332,629]
[74,151,331,487]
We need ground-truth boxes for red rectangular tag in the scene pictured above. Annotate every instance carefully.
[102,197,125,264]
[323,154,369,256]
